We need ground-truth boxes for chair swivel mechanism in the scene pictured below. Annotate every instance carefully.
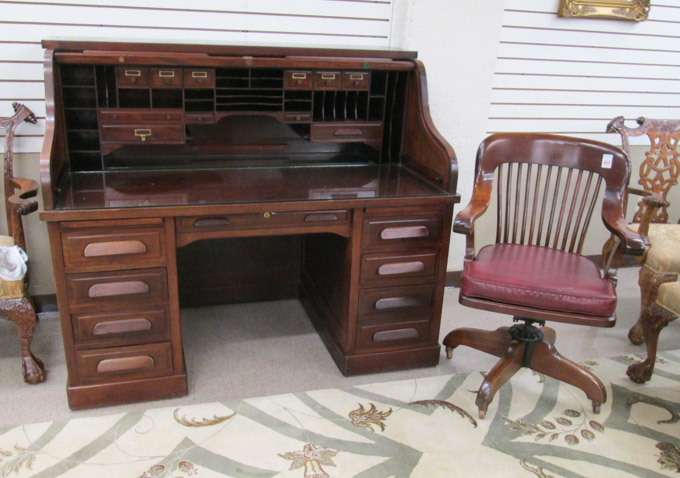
[444,133,646,418]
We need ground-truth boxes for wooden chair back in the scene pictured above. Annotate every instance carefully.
[466,133,631,257]
[606,117,680,224]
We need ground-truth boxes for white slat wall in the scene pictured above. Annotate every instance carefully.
[489,0,680,145]
[0,0,394,153]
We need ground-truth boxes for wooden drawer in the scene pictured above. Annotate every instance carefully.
[75,342,173,383]
[358,284,435,320]
[100,124,184,144]
[357,320,430,349]
[72,306,171,348]
[314,71,341,90]
[61,227,165,269]
[66,268,168,310]
[184,68,215,88]
[284,71,313,89]
[342,71,371,90]
[360,251,439,287]
[362,214,444,251]
[100,109,183,124]
[116,67,149,88]
[284,112,312,123]
[150,68,182,88]
[311,122,382,142]
[177,209,350,232]
[185,112,215,123]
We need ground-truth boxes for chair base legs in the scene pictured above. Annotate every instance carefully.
[627,303,677,383]
[1,297,46,384]
[444,326,605,419]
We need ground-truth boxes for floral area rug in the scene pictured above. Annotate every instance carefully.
[1,350,679,477]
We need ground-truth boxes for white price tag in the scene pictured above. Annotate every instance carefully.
[601,154,613,169]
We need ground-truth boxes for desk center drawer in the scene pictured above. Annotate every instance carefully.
[66,268,168,310]
[178,209,350,232]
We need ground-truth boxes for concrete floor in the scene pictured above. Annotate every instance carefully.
[1,266,677,427]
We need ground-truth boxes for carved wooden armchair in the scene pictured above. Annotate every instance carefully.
[443,133,645,418]
[0,102,45,383]
[605,117,680,383]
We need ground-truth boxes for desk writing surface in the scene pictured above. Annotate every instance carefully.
[56,164,449,210]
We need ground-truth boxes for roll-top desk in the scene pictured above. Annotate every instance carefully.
[39,39,459,409]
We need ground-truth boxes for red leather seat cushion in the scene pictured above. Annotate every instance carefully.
[461,244,616,316]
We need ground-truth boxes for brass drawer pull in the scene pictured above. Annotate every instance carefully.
[291,72,307,79]
[96,355,155,373]
[93,318,153,335]
[88,280,150,298]
[193,217,230,227]
[124,69,141,77]
[321,73,336,80]
[192,71,208,78]
[83,240,147,257]
[375,296,422,310]
[380,226,429,240]
[349,73,365,80]
[373,328,419,342]
[158,70,175,78]
[377,261,425,276]
[134,129,152,141]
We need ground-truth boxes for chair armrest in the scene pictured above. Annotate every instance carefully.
[636,193,669,238]
[627,187,651,198]
[7,177,39,216]
[453,178,493,259]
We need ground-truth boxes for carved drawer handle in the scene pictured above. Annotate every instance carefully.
[134,129,152,142]
[192,71,208,78]
[124,69,141,77]
[96,355,155,373]
[304,214,339,222]
[380,226,429,240]
[375,296,422,310]
[334,128,363,137]
[192,217,230,227]
[377,261,425,276]
[83,240,147,257]
[92,318,153,336]
[373,328,419,342]
[158,70,175,78]
[88,280,150,298]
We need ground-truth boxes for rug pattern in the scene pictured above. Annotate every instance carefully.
[1,351,679,477]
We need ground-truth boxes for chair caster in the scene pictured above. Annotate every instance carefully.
[445,346,454,359]
[478,408,487,419]
[592,402,601,414]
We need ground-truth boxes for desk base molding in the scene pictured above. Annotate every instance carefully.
[67,372,188,410]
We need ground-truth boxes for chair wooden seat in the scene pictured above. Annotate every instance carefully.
[444,133,645,418]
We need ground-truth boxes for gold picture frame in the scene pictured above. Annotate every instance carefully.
[558,0,650,21]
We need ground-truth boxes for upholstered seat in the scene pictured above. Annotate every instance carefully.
[462,244,616,317]
[0,234,24,299]
[628,223,680,274]
[657,281,680,316]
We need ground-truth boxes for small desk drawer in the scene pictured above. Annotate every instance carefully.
[314,71,341,90]
[357,320,430,350]
[72,306,170,348]
[311,122,382,142]
[284,71,313,89]
[66,268,168,309]
[360,251,439,287]
[100,125,184,144]
[61,227,165,269]
[116,67,149,88]
[75,342,173,383]
[362,214,444,251]
[184,69,215,88]
[342,72,371,90]
[358,284,435,320]
[100,109,183,124]
[177,209,350,232]
[150,68,182,88]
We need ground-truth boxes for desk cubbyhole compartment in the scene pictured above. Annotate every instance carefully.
[118,89,151,109]
[62,87,97,108]
[69,152,102,172]
[370,71,388,96]
[152,89,182,109]
[67,130,100,152]
[216,69,249,88]
[61,65,96,86]
[65,109,98,130]
[313,91,368,122]
[250,68,284,89]
[284,90,313,113]
[184,89,214,112]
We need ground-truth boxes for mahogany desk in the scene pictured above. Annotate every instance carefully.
[39,39,459,409]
